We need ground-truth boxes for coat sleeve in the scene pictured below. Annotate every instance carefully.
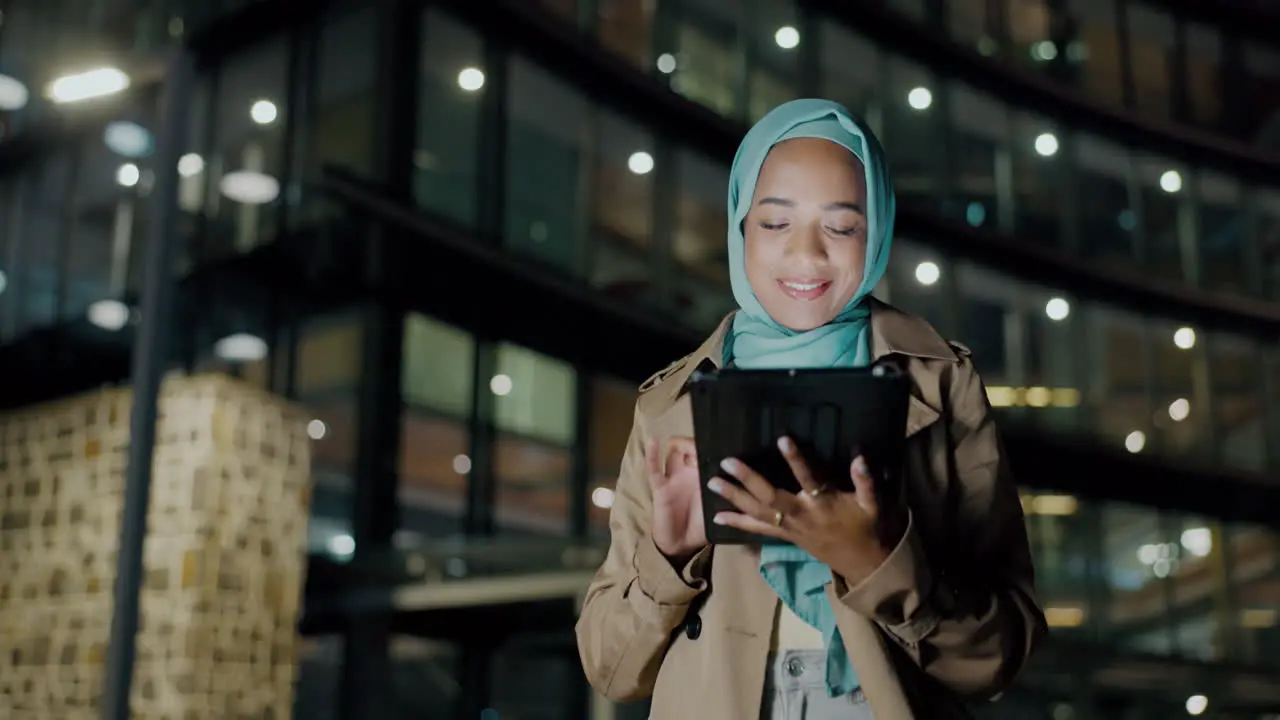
[575,401,713,702]
[833,355,1047,700]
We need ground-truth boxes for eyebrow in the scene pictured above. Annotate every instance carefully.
[756,197,865,215]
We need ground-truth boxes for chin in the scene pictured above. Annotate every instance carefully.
[773,308,839,332]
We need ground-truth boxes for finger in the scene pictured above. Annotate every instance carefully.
[662,438,695,478]
[644,439,667,489]
[707,476,774,520]
[720,458,781,509]
[712,511,790,542]
[777,436,822,495]
[850,455,878,516]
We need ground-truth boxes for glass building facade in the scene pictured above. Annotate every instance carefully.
[1,0,1279,718]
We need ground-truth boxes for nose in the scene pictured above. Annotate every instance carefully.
[783,222,827,264]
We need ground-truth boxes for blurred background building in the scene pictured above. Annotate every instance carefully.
[1,0,1280,718]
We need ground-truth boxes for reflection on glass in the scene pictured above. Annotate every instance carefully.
[416,8,485,228]
[208,37,289,256]
[1103,505,1173,656]
[493,342,577,537]
[1134,156,1187,284]
[400,313,475,539]
[1150,318,1204,460]
[747,0,802,123]
[1184,24,1223,129]
[1210,334,1265,471]
[1126,5,1175,119]
[299,5,376,226]
[588,376,636,538]
[816,20,882,126]
[674,147,734,331]
[1010,112,1065,250]
[506,55,591,273]
[1083,305,1149,453]
[947,85,1004,232]
[1023,492,1092,645]
[1075,135,1135,268]
[597,0,654,69]
[882,57,943,215]
[669,1,743,119]
[1199,172,1247,294]
[1064,0,1124,106]
[591,111,653,301]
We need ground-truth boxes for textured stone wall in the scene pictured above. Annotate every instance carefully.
[0,374,313,719]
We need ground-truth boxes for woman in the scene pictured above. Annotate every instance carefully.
[576,99,1046,720]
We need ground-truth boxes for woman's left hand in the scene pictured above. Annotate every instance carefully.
[708,436,906,587]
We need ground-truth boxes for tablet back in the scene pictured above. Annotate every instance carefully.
[688,360,912,545]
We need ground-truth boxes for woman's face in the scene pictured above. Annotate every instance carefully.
[743,137,869,332]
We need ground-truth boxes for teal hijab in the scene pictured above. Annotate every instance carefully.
[724,99,896,697]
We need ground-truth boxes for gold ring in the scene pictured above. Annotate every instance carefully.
[807,484,829,497]
[772,511,784,527]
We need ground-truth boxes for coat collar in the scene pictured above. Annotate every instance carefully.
[667,297,958,398]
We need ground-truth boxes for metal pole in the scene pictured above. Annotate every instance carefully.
[100,47,194,720]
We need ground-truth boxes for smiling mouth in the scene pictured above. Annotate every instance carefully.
[777,279,832,301]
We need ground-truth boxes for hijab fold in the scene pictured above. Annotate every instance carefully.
[724,98,896,697]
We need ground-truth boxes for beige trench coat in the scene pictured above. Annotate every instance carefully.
[575,298,1047,719]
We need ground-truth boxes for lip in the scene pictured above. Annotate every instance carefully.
[777,278,832,302]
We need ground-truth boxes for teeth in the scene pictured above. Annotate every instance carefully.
[784,282,823,291]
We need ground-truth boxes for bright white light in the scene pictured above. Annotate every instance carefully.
[774,26,800,49]
[1168,398,1190,422]
[1031,41,1058,61]
[219,170,280,205]
[87,299,130,331]
[1124,430,1146,454]
[914,261,940,286]
[591,487,616,509]
[250,99,277,125]
[177,153,204,177]
[0,270,8,295]
[457,67,485,92]
[1137,543,1159,565]
[1034,132,1059,157]
[307,419,327,440]
[1173,326,1196,350]
[452,454,472,475]
[907,87,932,110]
[103,121,153,158]
[627,151,654,175]
[1185,694,1207,716]
[116,163,140,187]
[489,374,513,396]
[1180,527,1212,558]
[47,67,130,103]
[1045,297,1070,321]
[656,53,677,74]
[214,333,268,362]
[1160,170,1183,193]
[0,73,30,111]
[327,533,355,558]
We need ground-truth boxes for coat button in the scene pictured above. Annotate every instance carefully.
[785,657,805,677]
[851,688,866,703]
[684,613,702,640]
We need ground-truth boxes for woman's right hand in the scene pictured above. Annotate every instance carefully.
[645,436,707,565]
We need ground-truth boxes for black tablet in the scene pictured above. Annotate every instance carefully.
[688,359,912,545]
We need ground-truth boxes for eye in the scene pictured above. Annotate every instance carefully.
[827,226,862,237]
[759,221,790,231]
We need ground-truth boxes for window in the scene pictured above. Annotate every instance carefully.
[416,8,486,228]
[400,313,475,540]
[506,56,591,273]
[588,376,637,538]
[492,343,576,537]
[590,110,654,300]
[673,147,734,332]
[293,311,364,558]
[296,5,377,226]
